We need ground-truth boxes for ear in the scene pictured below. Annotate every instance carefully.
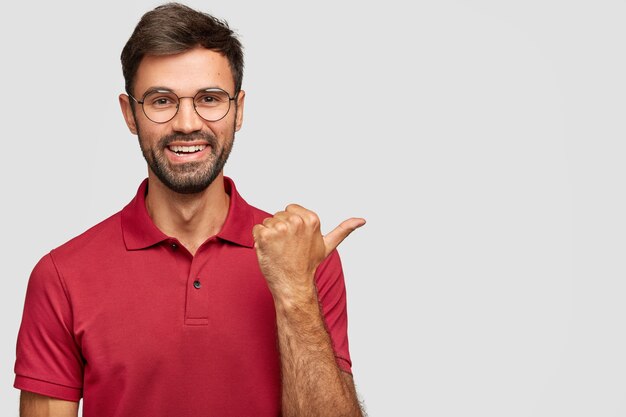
[234,90,245,132]
[119,94,138,135]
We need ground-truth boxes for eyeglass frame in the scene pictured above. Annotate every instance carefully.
[128,87,238,124]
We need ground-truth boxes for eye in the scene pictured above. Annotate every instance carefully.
[155,97,170,105]
[196,91,228,107]
[144,92,178,108]
[151,96,176,107]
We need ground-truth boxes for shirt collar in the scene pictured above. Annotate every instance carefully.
[121,176,255,250]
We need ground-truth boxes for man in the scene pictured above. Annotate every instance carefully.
[14,3,365,417]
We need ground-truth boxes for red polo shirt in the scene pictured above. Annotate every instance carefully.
[14,177,352,416]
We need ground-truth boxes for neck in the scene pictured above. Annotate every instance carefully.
[145,172,230,255]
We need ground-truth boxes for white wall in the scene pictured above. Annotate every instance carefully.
[1,0,625,415]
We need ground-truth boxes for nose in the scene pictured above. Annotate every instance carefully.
[171,97,203,133]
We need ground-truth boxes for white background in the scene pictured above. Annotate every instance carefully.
[1,0,625,415]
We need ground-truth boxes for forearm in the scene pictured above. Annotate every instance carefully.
[274,285,362,417]
[20,391,79,417]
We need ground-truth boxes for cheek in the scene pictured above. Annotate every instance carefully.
[137,123,166,144]
[208,120,235,139]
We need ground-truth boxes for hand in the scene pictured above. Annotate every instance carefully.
[252,204,365,300]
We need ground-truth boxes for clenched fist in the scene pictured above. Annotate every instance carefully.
[252,204,365,301]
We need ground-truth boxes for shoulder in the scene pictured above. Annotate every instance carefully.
[247,203,273,224]
[52,211,123,255]
[48,211,124,268]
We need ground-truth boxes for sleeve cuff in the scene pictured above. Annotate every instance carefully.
[14,375,82,402]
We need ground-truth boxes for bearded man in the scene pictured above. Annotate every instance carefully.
[14,3,365,417]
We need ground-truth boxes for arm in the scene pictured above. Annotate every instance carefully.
[253,204,365,417]
[20,391,78,417]
[274,285,363,416]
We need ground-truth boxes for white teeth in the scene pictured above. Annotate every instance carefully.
[169,145,207,153]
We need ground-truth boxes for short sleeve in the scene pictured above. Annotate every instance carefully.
[314,249,353,374]
[14,252,83,401]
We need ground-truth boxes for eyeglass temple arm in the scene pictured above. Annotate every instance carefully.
[127,94,144,104]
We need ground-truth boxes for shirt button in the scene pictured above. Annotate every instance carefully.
[193,280,201,289]
[171,243,178,250]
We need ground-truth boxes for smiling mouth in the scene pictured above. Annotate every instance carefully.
[168,145,207,156]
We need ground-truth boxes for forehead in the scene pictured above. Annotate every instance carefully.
[134,47,234,95]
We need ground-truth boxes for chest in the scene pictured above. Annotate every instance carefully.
[67,243,278,379]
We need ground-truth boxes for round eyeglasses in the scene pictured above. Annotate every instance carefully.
[128,88,236,123]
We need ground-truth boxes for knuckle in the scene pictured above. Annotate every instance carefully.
[306,212,320,226]
[275,221,289,233]
[289,214,304,226]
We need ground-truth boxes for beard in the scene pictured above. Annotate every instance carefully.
[137,129,234,195]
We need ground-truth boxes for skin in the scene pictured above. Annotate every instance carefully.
[21,47,365,416]
[20,392,78,417]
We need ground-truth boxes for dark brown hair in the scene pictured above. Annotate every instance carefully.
[121,2,244,96]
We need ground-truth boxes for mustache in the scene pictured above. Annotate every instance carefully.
[158,132,218,148]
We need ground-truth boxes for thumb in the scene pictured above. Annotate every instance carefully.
[323,217,366,257]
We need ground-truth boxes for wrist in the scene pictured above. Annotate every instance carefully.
[269,277,318,312]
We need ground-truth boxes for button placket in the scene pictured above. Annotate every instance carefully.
[184,248,211,325]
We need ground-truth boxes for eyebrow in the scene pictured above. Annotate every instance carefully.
[141,86,227,97]
[141,86,174,97]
